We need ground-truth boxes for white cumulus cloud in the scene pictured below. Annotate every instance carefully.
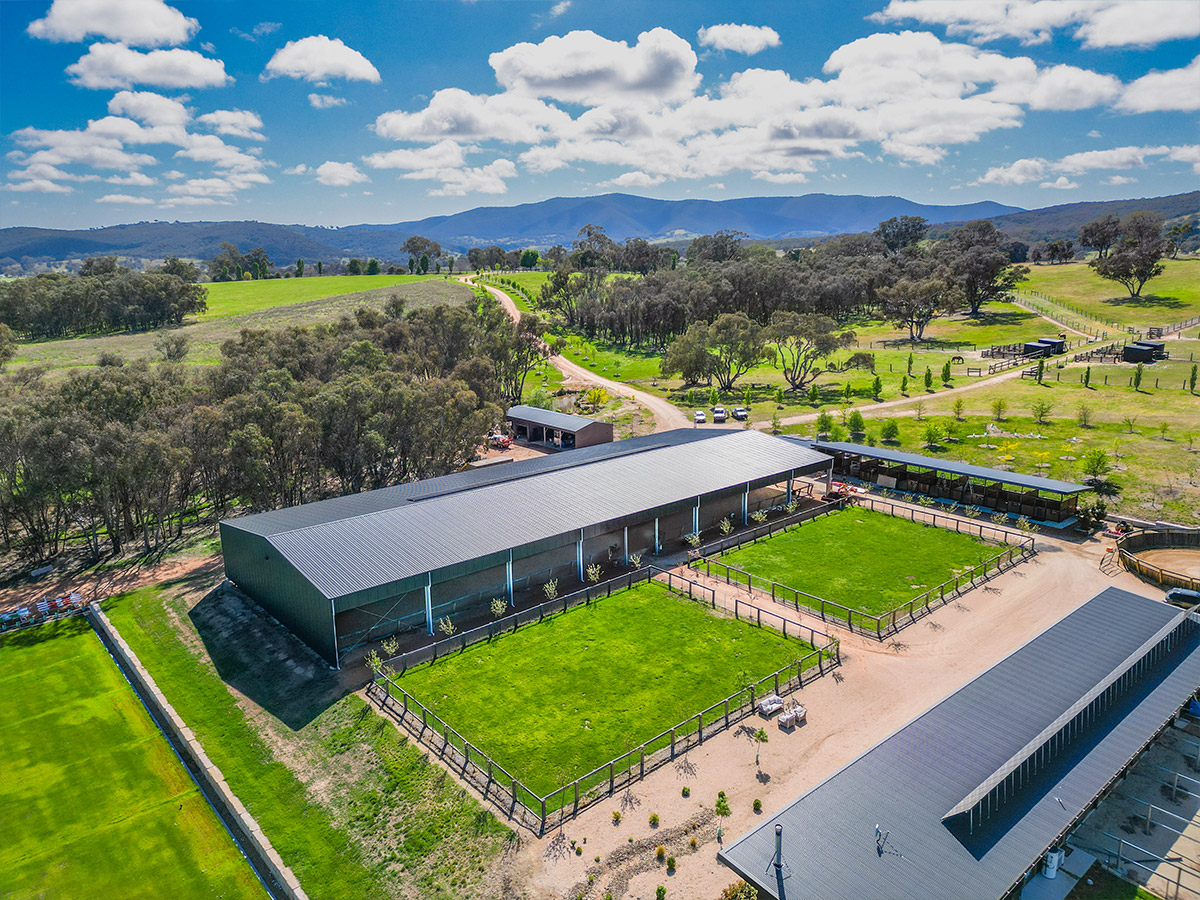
[375,88,571,143]
[603,171,667,187]
[872,1,1200,49]
[1040,176,1079,189]
[67,43,231,89]
[697,24,781,55]
[196,109,266,140]
[263,36,381,83]
[28,0,199,47]
[363,140,470,171]
[315,161,369,185]
[107,171,157,185]
[490,28,700,106]
[97,193,155,203]
[3,179,75,193]
[1118,56,1200,112]
[422,159,517,196]
[308,93,348,109]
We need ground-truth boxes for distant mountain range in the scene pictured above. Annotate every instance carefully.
[2,191,1196,271]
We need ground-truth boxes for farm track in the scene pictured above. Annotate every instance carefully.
[462,275,689,432]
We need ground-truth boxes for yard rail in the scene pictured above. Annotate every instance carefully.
[690,496,1035,639]
[1116,528,1200,593]
[367,568,840,834]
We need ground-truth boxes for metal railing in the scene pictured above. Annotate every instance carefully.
[689,498,844,559]
[690,498,1035,639]
[367,569,840,834]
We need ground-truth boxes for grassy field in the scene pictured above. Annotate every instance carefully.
[850,303,1062,348]
[106,582,510,900]
[398,580,813,797]
[784,357,1200,523]
[0,617,265,900]
[1020,258,1200,330]
[718,508,995,615]
[12,277,473,371]
[1067,862,1158,900]
[202,274,454,317]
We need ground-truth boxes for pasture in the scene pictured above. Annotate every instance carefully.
[1020,259,1200,330]
[105,583,509,900]
[716,508,994,616]
[202,273,455,317]
[0,617,264,900]
[396,580,813,797]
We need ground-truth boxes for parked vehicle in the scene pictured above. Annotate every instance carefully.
[1166,588,1200,605]
[732,407,749,420]
[712,405,727,423]
[487,433,513,449]
[693,410,707,424]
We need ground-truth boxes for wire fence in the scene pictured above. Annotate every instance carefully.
[1117,529,1200,593]
[367,568,841,834]
[690,497,1036,639]
[1014,288,1119,336]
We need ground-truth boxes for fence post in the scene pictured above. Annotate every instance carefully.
[670,727,675,758]
[610,762,615,796]
[640,747,645,778]
[725,698,730,728]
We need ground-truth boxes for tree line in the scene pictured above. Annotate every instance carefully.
[0,256,208,340]
[0,294,546,564]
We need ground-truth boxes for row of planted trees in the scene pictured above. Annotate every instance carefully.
[0,294,548,564]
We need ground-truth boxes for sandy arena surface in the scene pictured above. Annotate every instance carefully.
[1136,548,1200,579]
[498,522,1161,900]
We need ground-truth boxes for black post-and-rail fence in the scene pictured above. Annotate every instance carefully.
[367,567,840,835]
[690,495,1036,640]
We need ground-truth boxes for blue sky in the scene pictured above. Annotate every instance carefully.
[2,0,1197,229]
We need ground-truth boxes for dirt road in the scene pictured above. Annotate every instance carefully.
[465,275,689,432]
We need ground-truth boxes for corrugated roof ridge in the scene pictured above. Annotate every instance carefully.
[260,429,770,541]
[718,586,1162,860]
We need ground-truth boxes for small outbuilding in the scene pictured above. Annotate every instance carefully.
[506,404,613,450]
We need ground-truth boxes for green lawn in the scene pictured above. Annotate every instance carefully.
[106,584,508,900]
[718,508,995,616]
[202,274,452,317]
[397,580,814,798]
[850,303,1058,348]
[1020,258,1200,330]
[0,617,265,900]
[1067,862,1159,900]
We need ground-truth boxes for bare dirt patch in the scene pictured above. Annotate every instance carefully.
[1137,548,1200,579]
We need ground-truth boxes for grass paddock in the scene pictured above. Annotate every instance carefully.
[717,508,995,616]
[397,580,814,797]
[0,617,264,900]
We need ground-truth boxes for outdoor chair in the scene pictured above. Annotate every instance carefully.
[778,703,807,728]
[757,694,784,716]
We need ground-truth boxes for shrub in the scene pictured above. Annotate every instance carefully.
[689,837,698,849]
[1076,403,1093,428]
[586,563,602,583]
[941,361,952,384]
[649,813,660,827]
[629,552,643,569]
[715,791,731,818]
[924,367,933,391]
[871,375,883,399]
[666,856,676,872]
[381,636,399,657]
[543,578,559,600]
[990,512,1008,525]
[848,409,866,435]
[436,616,457,637]
[900,374,909,394]
[657,887,666,900]
[1133,362,1144,391]
[612,810,621,825]
[490,597,508,618]
[815,411,834,436]
[770,411,782,435]
[750,510,768,524]
[880,419,900,443]
[656,845,666,861]
[807,383,820,405]
[719,518,733,535]
[684,532,702,548]
[681,786,690,798]
[753,798,762,813]
[991,398,1008,421]
[1030,400,1054,425]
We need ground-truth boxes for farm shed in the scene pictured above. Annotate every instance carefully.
[793,439,1090,524]
[220,429,831,666]
[506,404,613,449]
[719,587,1200,900]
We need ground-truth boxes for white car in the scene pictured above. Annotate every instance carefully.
[712,405,727,423]
[694,410,707,424]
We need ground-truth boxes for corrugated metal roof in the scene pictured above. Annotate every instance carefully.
[230,429,716,537]
[227,430,831,600]
[790,439,1090,495]
[718,588,1200,900]
[507,404,601,432]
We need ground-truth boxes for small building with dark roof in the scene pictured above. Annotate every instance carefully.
[718,587,1200,900]
[506,404,613,449]
[220,429,832,666]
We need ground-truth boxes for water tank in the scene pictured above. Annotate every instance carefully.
[1044,848,1064,879]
